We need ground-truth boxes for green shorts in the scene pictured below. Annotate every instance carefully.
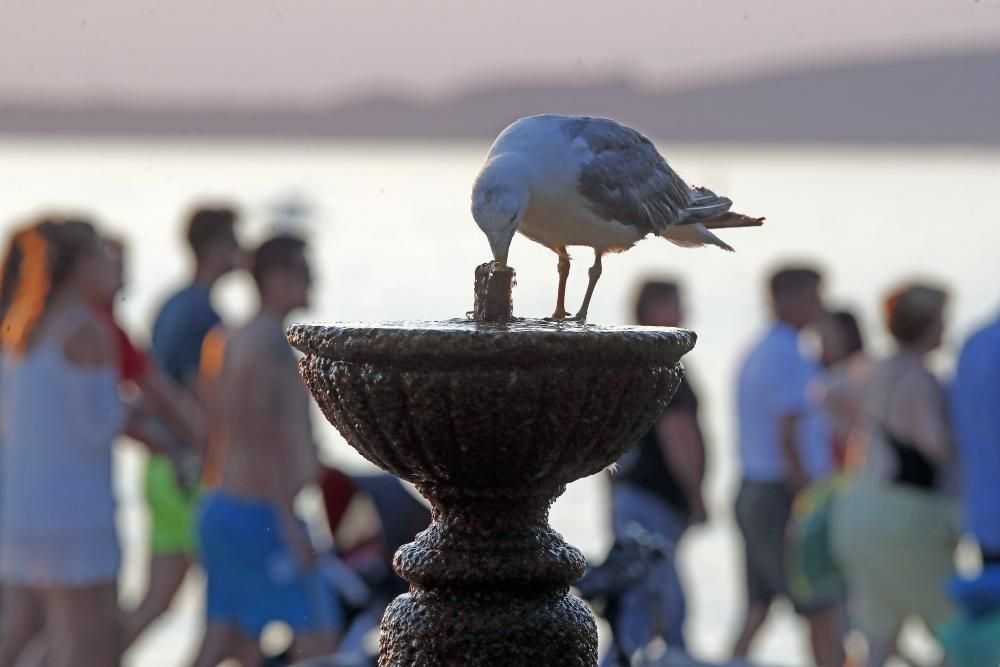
[145,455,199,556]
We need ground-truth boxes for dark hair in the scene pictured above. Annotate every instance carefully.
[251,235,307,287]
[0,217,98,307]
[634,280,680,325]
[0,216,99,353]
[830,309,864,356]
[186,206,238,259]
[884,284,947,346]
[769,266,822,303]
[0,228,27,321]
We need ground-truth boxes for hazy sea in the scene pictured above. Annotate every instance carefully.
[2,137,998,666]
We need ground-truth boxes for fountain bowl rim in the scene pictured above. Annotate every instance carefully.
[287,318,696,366]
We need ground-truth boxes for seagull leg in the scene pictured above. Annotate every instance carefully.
[572,251,603,322]
[551,249,571,319]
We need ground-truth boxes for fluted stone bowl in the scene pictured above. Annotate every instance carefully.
[287,318,695,666]
[288,319,694,488]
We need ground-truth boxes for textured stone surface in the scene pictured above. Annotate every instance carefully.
[473,262,515,323]
[288,318,694,666]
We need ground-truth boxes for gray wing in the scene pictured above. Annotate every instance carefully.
[564,117,705,235]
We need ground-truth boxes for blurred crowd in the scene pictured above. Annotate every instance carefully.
[609,271,1000,667]
[0,208,432,667]
[0,207,998,667]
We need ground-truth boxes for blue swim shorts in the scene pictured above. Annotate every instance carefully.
[197,491,341,638]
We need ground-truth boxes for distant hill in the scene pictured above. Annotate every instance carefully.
[1,48,998,144]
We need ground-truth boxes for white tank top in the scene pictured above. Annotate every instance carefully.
[0,305,125,543]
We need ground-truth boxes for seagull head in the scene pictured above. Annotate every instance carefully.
[471,158,529,265]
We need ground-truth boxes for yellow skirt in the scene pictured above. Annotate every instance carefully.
[830,478,959,639]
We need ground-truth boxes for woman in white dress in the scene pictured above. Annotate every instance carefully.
[0,217,125,667]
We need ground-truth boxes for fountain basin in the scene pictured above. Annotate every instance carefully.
[288,318,695,666]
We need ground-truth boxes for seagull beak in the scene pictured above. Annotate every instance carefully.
[490,243,508,266]
[488,227,516,267]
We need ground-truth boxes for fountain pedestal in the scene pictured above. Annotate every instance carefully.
[288,319,694,666]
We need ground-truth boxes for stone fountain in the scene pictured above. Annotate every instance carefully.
[287,263,694,666]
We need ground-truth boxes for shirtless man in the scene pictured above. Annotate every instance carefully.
[191,235,338,667]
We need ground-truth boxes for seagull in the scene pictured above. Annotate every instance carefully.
[471,114,764,320]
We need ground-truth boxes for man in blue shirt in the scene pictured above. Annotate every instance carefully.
[123,206,243,647]
[732,267,842,667]
[951,314,1000,566]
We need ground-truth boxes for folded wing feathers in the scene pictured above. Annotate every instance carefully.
[568,117,764,233]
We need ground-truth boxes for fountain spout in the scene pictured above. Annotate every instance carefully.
[473,261,514,323]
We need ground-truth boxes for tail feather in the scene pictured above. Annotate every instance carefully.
[663,185,763,251]
[682,186,765,229]
[661,223,734,252]
[700,211,766,229]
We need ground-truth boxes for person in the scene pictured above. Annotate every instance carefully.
[126,205,242,645]
[101,239,204,496]
[831,284,958,667]
[0,218,125,667]
[192,235,338,667]
[951,306,1000,575]
[946,308,1000,667]
[731,266,843,667]
[817,309,870,469]
[5,235,208,666]
[607,280,707,659]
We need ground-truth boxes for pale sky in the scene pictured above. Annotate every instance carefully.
[1,0,998,105]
